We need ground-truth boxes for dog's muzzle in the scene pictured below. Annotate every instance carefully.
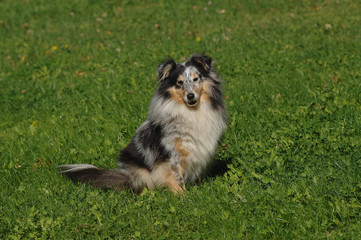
[185,93,198,106]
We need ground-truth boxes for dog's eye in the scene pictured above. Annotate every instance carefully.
[177,80,184,86]
[193,77,199,82]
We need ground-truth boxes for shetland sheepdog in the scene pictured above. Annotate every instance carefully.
[58,55,227,194]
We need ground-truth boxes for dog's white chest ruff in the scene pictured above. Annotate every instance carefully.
[177,105,226,182]
[150,97,227,182]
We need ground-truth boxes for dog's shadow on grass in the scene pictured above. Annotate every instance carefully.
[206,158,231,178]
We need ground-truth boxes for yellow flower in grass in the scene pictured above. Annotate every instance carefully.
[99,42,105,50]
[52,46,57,51]
[196,37,201,42]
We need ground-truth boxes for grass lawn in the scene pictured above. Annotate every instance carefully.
[1,0,361,239]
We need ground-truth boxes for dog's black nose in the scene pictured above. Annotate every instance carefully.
[187,93,195,100]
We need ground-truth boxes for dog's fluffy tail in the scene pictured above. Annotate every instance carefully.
[57,164,131,192]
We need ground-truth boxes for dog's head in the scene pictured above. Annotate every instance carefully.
[157,55,217,107]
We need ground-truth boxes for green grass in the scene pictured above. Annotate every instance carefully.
[1,0,361,239]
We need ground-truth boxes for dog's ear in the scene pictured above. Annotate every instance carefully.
[190,55,213,73]
[157,59,177,81]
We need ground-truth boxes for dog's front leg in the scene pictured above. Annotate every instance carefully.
[171,162,186,191]
[151,162,185,194]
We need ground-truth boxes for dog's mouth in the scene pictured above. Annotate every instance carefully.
[186,100,198,106]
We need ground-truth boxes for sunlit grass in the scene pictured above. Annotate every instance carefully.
[1,0,361,239]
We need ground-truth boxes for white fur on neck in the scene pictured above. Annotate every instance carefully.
[149,94,226,182]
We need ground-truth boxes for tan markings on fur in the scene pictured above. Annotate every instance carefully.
[178,75,184,81]
[133,167,154,189]
[174,138,188,188]
[200,81,212,102]
[160,64,173,80]
[168,87,185,104]
[170,163,185,189]
[151,162,184,194]
[194,58,209,71]
[174,138,190,158]
[179,160,187,179]
[191,72,198,79]
[194,84,205,103]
